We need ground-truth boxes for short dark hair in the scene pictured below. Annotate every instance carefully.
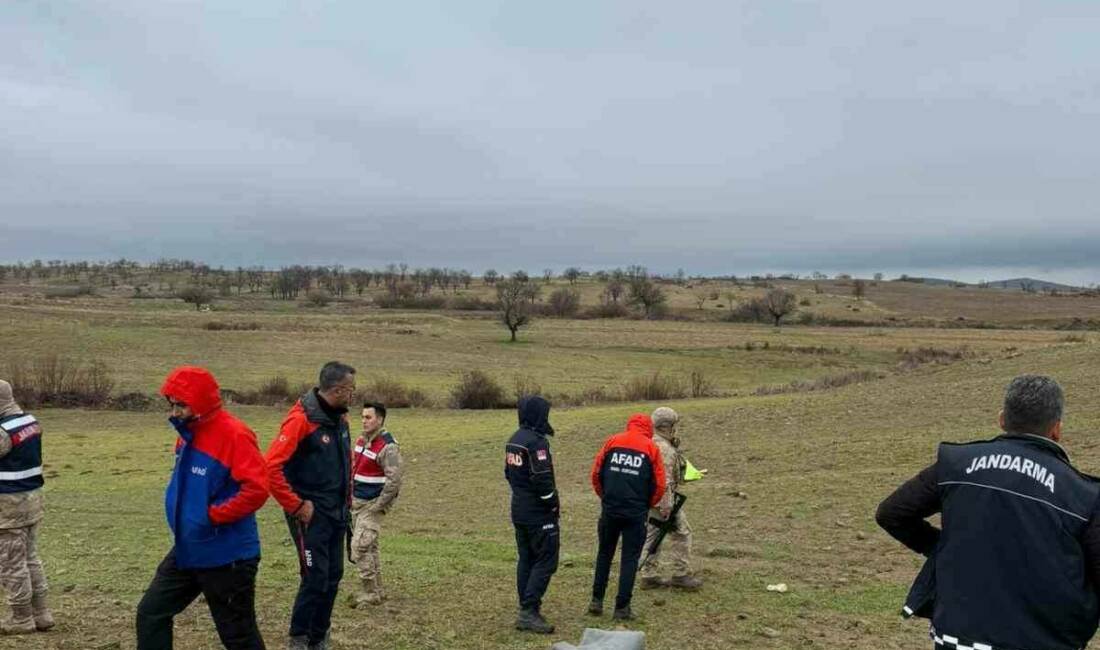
[1003,374,1064,435]
[362,401,387,422]
[319,361,356,391]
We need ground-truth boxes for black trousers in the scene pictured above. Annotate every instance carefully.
[286,512,346,644]
[591,513,647,610]
[136,548,265,650]
[514,520,560,611]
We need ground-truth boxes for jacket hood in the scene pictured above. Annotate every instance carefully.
[624,413,654,438]
[160,366,223,418]
[518,395,554,436]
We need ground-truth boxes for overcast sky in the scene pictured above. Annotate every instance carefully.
[3,1,1098,283]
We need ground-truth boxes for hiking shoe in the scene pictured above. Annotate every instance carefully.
[308,635,330,650]
[587,599,603,616]
[670,574,703,591]
[612,606,635,621]
[32,595,54,632]
[286,635,309,650]
[0,606,36,635]
[515,608,554,634]
[640,576,669,590]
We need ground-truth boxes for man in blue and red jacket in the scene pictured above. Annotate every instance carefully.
[136,367,269,650]
[588,413,666,621]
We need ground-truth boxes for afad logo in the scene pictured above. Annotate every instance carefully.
[321,434,331,444]
[506,452,524,467]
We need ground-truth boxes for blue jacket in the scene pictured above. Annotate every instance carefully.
[161,367,270,569]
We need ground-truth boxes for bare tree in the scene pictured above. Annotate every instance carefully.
[483,269,499,286]
[562,267,582,285]
[496,278,540,342]
[853,279,866,300]
[627,269,667,318]
[543,268,554,284]
[762,288,797,326]
[547,287,580,317]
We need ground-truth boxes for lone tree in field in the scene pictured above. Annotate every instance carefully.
[178,285,214,311]
[762,288,797,326]
[496,278,540,342]
[853,279,866,300]
[562,267,582,285]
[626,268,667,319]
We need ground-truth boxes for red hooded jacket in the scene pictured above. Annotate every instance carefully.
[591,414,666,519]
[159,367,269,565]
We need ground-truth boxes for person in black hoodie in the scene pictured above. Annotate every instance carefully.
[504,396,559,634]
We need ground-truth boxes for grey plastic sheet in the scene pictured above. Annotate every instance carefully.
[550,628,646,650]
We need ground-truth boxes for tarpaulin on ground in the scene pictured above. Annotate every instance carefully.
[550,628,646,650]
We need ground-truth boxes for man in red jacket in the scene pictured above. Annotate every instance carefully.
[136,367,269,650]
[265,362,355,650]
[588,414,666,621]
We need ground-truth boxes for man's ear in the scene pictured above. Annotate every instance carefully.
[1050,420,1063,443]
[998,410,1006,431]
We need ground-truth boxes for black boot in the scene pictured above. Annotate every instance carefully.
[587,598,603,616]
[612,605,635,621]
[515,608,554,634]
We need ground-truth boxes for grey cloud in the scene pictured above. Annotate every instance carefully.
[2,1,1099,283]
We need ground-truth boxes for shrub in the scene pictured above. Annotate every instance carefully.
[178,285,215,310]
[689,370,718,398]
[305,290,332,307]
[896,347,970,370]
[44,285,96,299]
[449,370,508,409]
[723,298,768,323]
[581,303,630,319]
[547,287,581,318]
[2,355,115,408]
[375,295,448,310]
[554,385,618,406]
[447,295,496,311]
[621,372,686,401]
[360,377,432,408]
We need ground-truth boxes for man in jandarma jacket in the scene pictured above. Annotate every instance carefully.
[265,362,355,650]
[0,379,54,636]
[877,375,1100,650]
[136,367,270,650]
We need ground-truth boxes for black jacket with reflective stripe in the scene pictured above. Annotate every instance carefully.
[0,413,44,494]
[927,434,1100,649]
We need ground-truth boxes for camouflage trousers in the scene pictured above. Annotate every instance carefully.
[350,502,385,594]
[639,509,693,578]
[0,523,47,607]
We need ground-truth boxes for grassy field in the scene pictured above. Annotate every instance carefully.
[3,285,1100,649]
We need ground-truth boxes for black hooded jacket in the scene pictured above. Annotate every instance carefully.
[505,396,559,525]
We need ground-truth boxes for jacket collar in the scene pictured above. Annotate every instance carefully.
[998,432,1070,463]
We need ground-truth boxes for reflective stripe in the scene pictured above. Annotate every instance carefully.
[354,474,386,484]
[0,415,35,432]
[0,466,43,481]
[354,446,378,460]
[539,491,556,500]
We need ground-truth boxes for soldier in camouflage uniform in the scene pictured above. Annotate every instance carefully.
[0,379,54,635]
[349,402,403,607]
[639,407,703,591]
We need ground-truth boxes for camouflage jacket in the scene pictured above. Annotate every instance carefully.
[653,434,685,512]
